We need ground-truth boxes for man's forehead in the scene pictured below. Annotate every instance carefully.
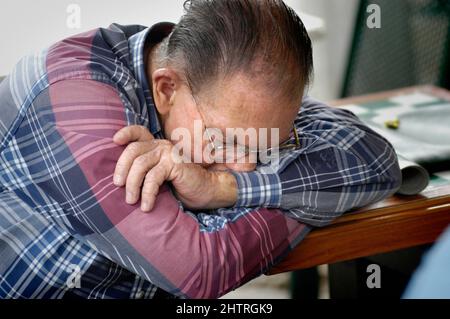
[201,82,291,117]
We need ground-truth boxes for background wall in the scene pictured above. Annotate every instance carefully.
[297,0,359,100]
[0,0,358,100]
[0,0,184,76]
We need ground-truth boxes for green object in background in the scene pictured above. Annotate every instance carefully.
[342,0,450,97]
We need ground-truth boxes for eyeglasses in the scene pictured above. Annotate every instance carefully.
[203,125,301,162]
[193,98,301,163]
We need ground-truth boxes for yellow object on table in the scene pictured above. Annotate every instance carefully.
[384,119,400,129]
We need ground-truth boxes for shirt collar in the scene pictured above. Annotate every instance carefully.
[128,22,175,136]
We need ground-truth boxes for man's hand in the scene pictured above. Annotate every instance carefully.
[112,125,238,212]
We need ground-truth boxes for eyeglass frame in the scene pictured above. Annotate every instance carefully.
[191,95,301,162]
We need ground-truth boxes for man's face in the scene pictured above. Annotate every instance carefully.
[161,73,301,172]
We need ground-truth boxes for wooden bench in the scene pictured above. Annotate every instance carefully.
[269,86,450,274]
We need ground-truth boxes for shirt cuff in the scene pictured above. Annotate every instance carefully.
[230,170,282,208]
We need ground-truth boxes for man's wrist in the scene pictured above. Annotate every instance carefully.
[211,171,238,208]
[229,170,282,208]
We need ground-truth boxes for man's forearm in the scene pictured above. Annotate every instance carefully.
[209,170,238,208]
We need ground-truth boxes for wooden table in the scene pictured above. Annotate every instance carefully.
[269,86,450,274]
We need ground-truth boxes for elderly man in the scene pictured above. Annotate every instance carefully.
[0,0,401,299]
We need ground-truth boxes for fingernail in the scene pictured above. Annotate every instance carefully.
[126,191,136,204]
[114,175,124,186]
[141,201,150,212]
[114,132,124,140]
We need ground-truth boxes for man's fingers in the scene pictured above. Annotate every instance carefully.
[140,167,167,212]
[114,136,175,211]
[125,151,163,205]
[113,125,154,145]
[114,141,155,186]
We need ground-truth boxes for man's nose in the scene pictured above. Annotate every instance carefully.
[209,162,257,172]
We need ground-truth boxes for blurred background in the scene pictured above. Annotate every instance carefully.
[1,0,449,299]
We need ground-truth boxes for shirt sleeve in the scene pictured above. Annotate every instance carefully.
[231,96,402,227]
[22,79,309,299]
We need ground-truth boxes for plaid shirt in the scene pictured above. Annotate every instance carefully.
[0,23,401,299]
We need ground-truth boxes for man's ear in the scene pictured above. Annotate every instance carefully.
[152,68,181,115]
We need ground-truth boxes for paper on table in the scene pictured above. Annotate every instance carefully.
[396,154,429,195]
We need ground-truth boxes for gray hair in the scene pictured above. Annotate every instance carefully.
[158,0,313,103]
